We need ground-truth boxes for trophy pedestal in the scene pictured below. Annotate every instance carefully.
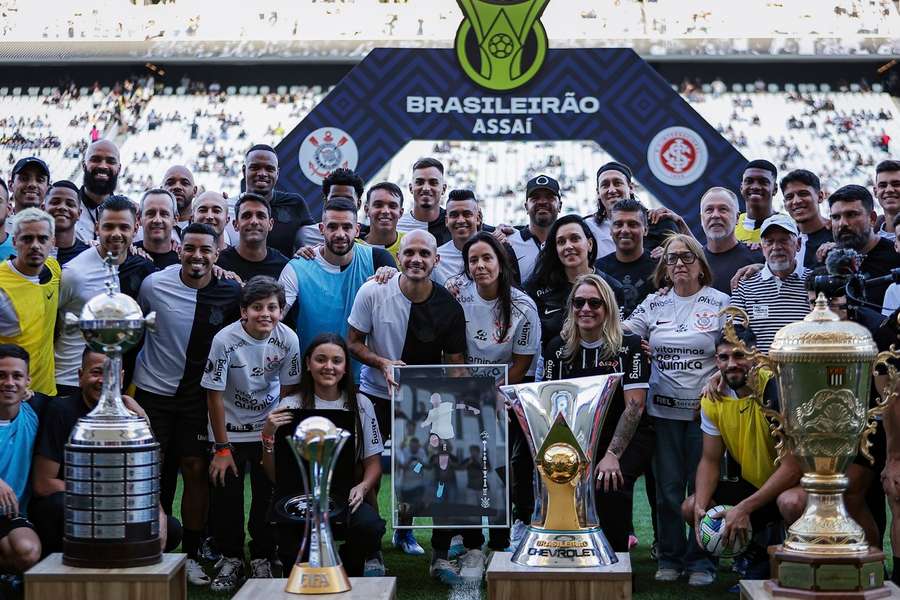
[741,580,900,600]
[285,563,351,594]
[511,526,618,567]
[24,552,186,600]
[761,546,889,599]
[232,577,396,599]
[487,550,631,600]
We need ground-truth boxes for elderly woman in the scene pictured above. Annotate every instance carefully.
[624,234,729,587]
[541,273,650,554]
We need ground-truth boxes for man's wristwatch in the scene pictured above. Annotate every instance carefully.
[213,442,234,453]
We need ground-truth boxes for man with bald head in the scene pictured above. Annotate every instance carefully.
[75,139,122,242]
[242,144,314,257]
[348,229,467,561]
[162,165,198,236]
[191,191,230,251]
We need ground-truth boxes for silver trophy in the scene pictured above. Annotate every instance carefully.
[284,416,352,594]
[62,254,160,568]
[500,374,621,567]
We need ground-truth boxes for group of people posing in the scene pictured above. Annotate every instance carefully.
[1,137,900,594]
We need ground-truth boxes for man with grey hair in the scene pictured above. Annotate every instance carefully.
[731,214,811,353]
[699,187,763,294]
[0,208,59,395]
[135,188,179,268]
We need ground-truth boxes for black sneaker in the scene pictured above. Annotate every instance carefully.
[200,536,222,563]
[210,557,245,593]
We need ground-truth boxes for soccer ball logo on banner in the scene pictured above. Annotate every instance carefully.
[647,126,709,187]
[298,127,359,185]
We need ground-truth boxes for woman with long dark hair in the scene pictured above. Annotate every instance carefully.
[541,273,651,554]
[441,231,541,561]
[261,333,386,577]
[526,214,626,350]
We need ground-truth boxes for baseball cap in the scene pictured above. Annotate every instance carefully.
[11,156,50,179]
[760,213,798,237]
[526,174,560,198]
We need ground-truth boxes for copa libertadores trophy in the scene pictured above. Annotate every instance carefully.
[62,254,160,567]
[285,416,351,594]
[723,301,900,598]
[500,374,621,567]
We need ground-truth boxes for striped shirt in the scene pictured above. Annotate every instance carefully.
[731,261,810,354]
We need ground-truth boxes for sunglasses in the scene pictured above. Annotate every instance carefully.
[716,351,748,362]
[664,252,697,266]
[573,297,605,310]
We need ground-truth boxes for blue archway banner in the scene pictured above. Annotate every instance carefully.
[276,48,747,236]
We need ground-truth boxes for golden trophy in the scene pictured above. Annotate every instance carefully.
[723,298,899,598]
[284,416,351,594]
[499,374,621,567]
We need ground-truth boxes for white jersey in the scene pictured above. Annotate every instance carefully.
[201,321,302,442]
[584,216,615,258]
[433,240,464,286]
[505,228,542,284]
[624,286,729,420]
[396,212,430,234]
[454,276,541,384]
[280,392,384,459]
[423,402,456,439]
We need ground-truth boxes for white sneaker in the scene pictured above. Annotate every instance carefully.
[507,519,528,552]
[459,549,486,579]
[186,558,211,586]
[250,558,273,579]
[654,568,682,582]
[688,571,715,586]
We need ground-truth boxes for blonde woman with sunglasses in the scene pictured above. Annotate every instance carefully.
[541,273,650,555]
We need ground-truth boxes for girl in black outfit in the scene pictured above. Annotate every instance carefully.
[541,273,652,553]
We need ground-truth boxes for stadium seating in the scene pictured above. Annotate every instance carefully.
[0,81,895,225]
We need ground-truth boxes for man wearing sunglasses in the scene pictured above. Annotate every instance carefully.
[731,214,811,354]
[685,325,802,583]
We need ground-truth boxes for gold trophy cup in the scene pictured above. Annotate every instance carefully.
[723,298,899,598]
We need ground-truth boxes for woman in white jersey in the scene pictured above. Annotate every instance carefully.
[261,333,386,578]
[442,232,541,565]
[624,234,729,587]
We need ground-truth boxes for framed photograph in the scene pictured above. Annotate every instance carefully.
[391,365,509,529]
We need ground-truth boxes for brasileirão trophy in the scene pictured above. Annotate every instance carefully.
[62,255,160,568]
[500,374,621,567]
[284,416,352,594]
[723,300,900,598]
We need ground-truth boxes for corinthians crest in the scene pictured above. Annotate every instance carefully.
[298,126,359,185]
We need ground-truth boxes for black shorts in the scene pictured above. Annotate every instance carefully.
[853,419,886,474]
[135,388,209,459]
[0,514,34,539]
[712,476,782,530]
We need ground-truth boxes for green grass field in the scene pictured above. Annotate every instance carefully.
[176,476,894,600]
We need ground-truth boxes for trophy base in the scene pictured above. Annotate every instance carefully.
[510,526,617,567]
[285,563,351,594]
[766,546,888,599]
[63,537,161,568]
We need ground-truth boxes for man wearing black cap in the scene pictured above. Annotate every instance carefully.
[587,161,679,256]
[76,140,122,242]
[8,156,50,214]
[507,175,561,284]
[735,159,779,245]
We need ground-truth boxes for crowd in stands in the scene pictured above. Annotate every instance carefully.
[0,0,897,57]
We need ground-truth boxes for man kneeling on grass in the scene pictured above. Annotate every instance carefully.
[682,324,802,587]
